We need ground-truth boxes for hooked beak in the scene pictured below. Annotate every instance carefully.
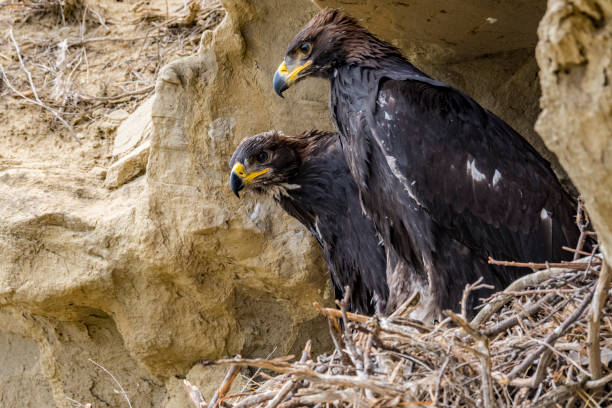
[230,171,244,197]
[229,162,270,198]
[273,60,312,97]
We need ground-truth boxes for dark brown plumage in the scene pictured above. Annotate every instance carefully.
[273,8,581,318]
[229,130,391,315]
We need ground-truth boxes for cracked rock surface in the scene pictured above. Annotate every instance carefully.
[2,0,610,406]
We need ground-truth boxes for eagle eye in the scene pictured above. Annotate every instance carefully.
[299,42,312,57]
[256,151,269,163]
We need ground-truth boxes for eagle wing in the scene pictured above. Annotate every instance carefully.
[363,77,578,263]
[279,139,390,314]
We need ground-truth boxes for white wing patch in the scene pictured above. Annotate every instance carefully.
[384,112,393,120]
[540,208,550,220]
[314,216,323,242]
[466,159,487,182]
[385,155,422,206]
[492,169,502,186]
[377,91,396,108]
[377,93,388,107]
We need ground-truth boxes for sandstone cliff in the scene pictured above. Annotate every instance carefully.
[1,0,610,406]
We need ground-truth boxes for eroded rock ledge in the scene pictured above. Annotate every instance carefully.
[2,0,610,406]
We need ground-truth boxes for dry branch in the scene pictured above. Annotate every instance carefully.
[189,206,608,407]
[587,262,611,380]
[504,286,595,381]
[208,363,241,408]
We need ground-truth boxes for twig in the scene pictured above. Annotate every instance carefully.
[490,288,583,297]
[317,304,350,367]
[76,85,154,103]
[389,291,420,320]
[533,337,591,378]
[208,363,241,408]
[488,257,600,270]
[66,35,164,47]
[88,7,109,30]
[233,391,276,408]
[433,357,450,404]
[336,286,363,371]
[503,350,552,388]
[445,311,494,407]
[299,340,312,364]
[524,382,585,408]
[505,286,595,381]
[483,293,556,337]
[362,333,375,400]
[184,379,207,408]
[588,262,611,380]
[202,357,405,396]
[562,246,594,257]
[239,346,278,394]
[362,333,373,377]
[9,27,40,101]
[277,390,369,408]
[472,266,575,327]
[88,359,132,408]
[461,277,494,319]
[585,372,612,389]
[201,250,606,407]
[314,302,429,333]
[3,28,79,141]
[263,380,295,408]
[574,198,589,260]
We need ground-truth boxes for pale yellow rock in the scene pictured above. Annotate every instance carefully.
[536,0,612,257]
[112,96,155,158]
[107,108,130,122]
[104,139,150,188]
[2,0,610,406]
[0,1,334,404]
[0,330,54,407]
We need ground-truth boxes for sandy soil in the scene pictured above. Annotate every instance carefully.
[0,0,220,172]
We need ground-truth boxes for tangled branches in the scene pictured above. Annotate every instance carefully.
[193,208,610,407]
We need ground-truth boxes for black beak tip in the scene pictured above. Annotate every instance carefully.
[230,172,244,198]
[273,70,288,98]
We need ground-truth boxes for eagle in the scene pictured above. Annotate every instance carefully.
[229,130,398,315]
[272,9,580,318]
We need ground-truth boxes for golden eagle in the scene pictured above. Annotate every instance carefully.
[272,9,580,317]
[229,130,397,315]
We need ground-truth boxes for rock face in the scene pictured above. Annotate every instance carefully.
[0,1,334,405]
[1,0,609,406]
[536,0,612,257]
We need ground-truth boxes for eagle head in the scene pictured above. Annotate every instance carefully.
[228,131,301,198]
[273,8,367,96]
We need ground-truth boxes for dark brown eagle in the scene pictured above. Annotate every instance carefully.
[229,130,397,315]
[272,9,581,317]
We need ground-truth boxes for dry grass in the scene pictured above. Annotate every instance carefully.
[0,0,224,138]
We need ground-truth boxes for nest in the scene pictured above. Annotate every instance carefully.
[190,210,611,407]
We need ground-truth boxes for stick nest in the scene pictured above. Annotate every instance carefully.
[194,213,611,407]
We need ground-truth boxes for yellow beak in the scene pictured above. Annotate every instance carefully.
[229,163,269,198]
[273,60,312,97]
